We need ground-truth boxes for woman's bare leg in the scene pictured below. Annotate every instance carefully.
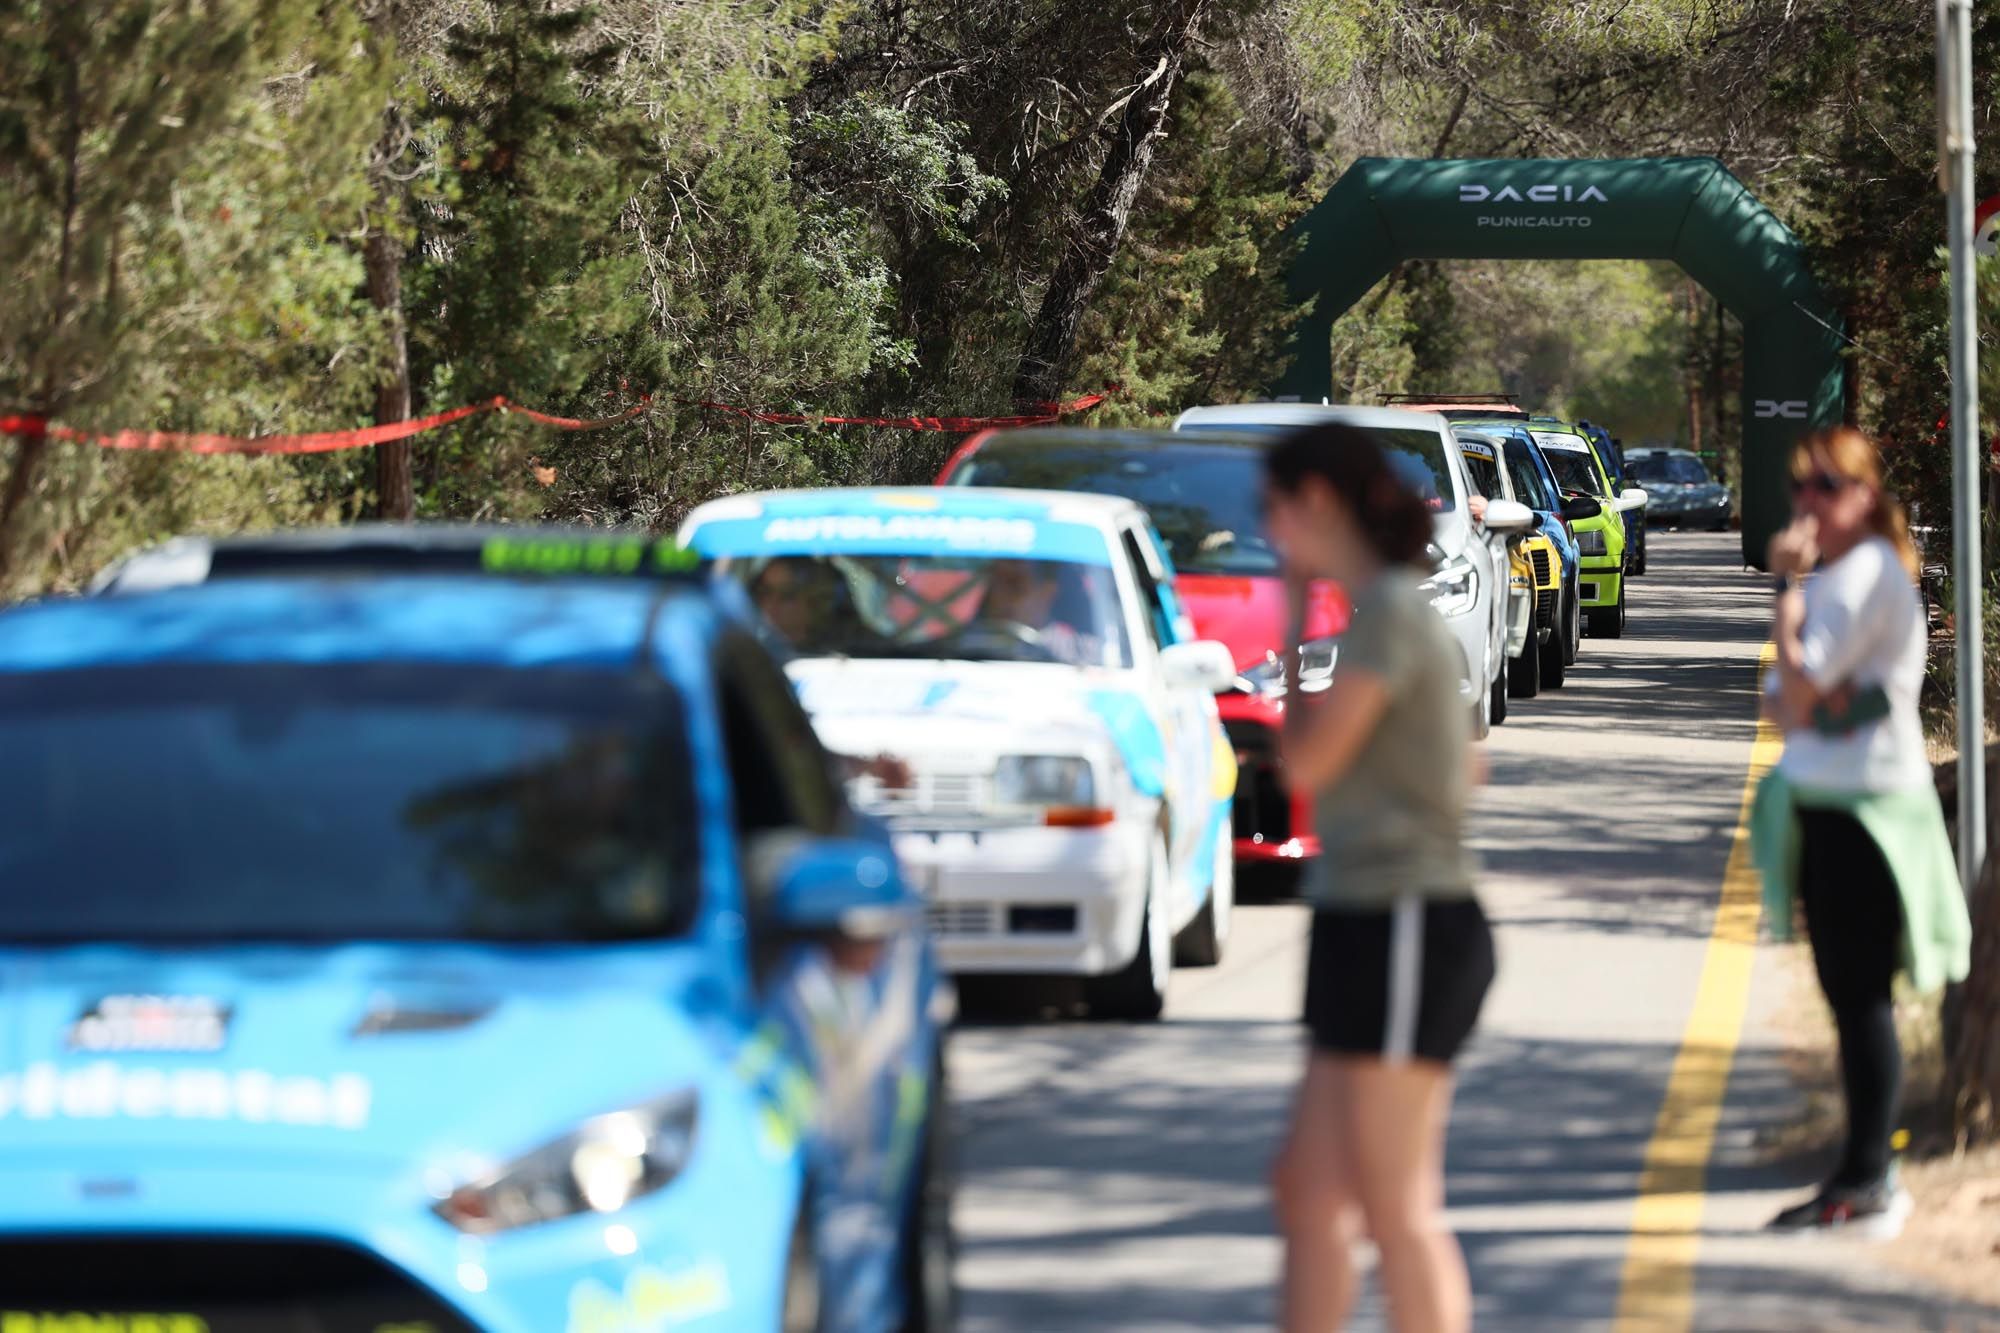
[1342,1057,1468,1333]
[1274,1052,1365,1332]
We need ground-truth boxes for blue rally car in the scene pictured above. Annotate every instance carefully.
[0,533,953,1333]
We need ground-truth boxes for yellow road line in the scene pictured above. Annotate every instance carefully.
[1612,644,1783,1332]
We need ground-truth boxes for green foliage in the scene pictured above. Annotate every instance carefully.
[0,0,388,595]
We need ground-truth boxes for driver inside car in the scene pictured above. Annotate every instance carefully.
[977,559,1101,667]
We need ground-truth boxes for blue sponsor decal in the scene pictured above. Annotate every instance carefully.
[1083,690,1166,798]
[688,514,1112,566]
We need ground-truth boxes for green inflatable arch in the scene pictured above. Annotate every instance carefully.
[1273,157,1844,567]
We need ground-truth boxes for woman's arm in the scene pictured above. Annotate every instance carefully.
[1282,670,1392,794]
[1770,582,1817,733]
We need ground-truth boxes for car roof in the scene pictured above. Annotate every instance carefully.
[91,523,706,595]
[958,426,1271,453]
[684,484,1145,530]
[1171,402,1451,434]
[0,575,714,676]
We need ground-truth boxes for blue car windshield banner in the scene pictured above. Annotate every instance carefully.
[692,513,1113,565]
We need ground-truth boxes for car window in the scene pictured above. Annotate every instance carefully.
[715,630,844,838]
[1503,440,1557,510]
[1629,455,1713,485]
[1171,421,1458,511]
[1118,529,1173,652]
[1533,434,1608,498]
[727,552,1132,670]
[1459,448,1505,501]
[953,444,1278,575]
[0,664,700,942]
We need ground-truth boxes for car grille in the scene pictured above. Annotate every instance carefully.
[927,901,1001,936]
[0,1237,473,1328]
[851,770,990,820]
[1535,589,1557,627]
[1222,718,1292,844]
[1529,547,1553,589]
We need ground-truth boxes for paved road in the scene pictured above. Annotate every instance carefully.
[946,532,2000,1332]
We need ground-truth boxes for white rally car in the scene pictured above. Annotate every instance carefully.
[680,487,1240,1020]
[1172,403,1535,736]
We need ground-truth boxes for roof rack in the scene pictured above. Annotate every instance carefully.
[1378,392,1520,405]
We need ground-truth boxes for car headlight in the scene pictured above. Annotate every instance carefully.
[1420,555,1480,617]
[994,754,1096,808]
[1235,637,1339,697]
[1575,528,1608,556]
[435,1089,699,1234]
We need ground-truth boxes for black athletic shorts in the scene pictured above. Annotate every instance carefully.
[1303,897,1495,1065]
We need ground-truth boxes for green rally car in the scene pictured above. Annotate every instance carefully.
[1527,426,1646,637]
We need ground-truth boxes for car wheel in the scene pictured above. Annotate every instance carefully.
[1174,821,1232,967]
[1490,654,1509,725]
[1562,578,1581,666]
[1509,638,1541,699]
[1086,834,1170,1021]
[898,1055,958,1333]
[783,1214,823,1333]
[1633,533,1648,576]
[1588,581,1627,639]
[1540,591,1570,688]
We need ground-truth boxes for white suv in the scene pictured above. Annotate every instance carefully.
[1172,403,1533,736]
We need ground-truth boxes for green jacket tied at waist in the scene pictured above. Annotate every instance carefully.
[1750,768,1972,994]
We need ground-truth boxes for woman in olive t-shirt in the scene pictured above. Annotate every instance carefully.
[1265,422,1494,1333]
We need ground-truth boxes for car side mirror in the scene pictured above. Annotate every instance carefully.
[1561,495,1602,522]
[1615,487,1649,513]
[1160,639,1238,694]
[1482,498,1535,535]
[751,834,917,940]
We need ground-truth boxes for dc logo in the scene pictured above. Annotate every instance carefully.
[1754,400,1809,420]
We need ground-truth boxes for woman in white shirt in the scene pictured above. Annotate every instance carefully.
[1761,426,1968,1237]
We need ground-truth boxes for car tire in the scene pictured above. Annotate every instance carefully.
[1174,821,1233,968]
[1509,638,1541,699]
[1086,834,1170,1021]
[783,1214,824,1333]
[1540,591,1570,688]
[1588,581,1627,639]
[898,1054,958,1333]
[1562,578,1581,666]
[1490,654,1509,725]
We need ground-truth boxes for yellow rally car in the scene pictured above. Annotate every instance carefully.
[1528,426,1646,638]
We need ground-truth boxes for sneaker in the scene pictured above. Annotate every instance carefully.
[1767,1176,1914,1240]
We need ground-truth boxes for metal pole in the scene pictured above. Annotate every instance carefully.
[1942,0,1985,893]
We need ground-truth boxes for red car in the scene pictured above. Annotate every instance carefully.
[937,427,1348,881]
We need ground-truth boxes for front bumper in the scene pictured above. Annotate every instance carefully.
[1216,695,1318,864]
[1579,561,1623,608]
[0,1107,793,1333]
[893,822,1149,975]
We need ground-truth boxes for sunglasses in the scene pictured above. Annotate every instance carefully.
[1790,471,1851,497]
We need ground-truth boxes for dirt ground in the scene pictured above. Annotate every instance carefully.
[1766,943,2000,1305]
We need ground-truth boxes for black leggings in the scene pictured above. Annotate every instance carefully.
[1795,807,1906,1188]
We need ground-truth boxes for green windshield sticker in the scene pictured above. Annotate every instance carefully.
[480,536,701,576]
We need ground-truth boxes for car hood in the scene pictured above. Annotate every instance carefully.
[1174,575,1349,671]
[788,656,1167,787]
[0,942,732,1168]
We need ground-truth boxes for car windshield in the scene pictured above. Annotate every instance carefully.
[0,664,698,943]
[1629,455,1713,485]
[1502,441,1557,510]
[1178,422,1457,511]
[1534,437,1606,497]
[733,553,1132,669]
[954,444,1275,575]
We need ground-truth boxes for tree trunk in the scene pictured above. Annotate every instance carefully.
[366,101,414,522]
[1012,0,1209,406]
